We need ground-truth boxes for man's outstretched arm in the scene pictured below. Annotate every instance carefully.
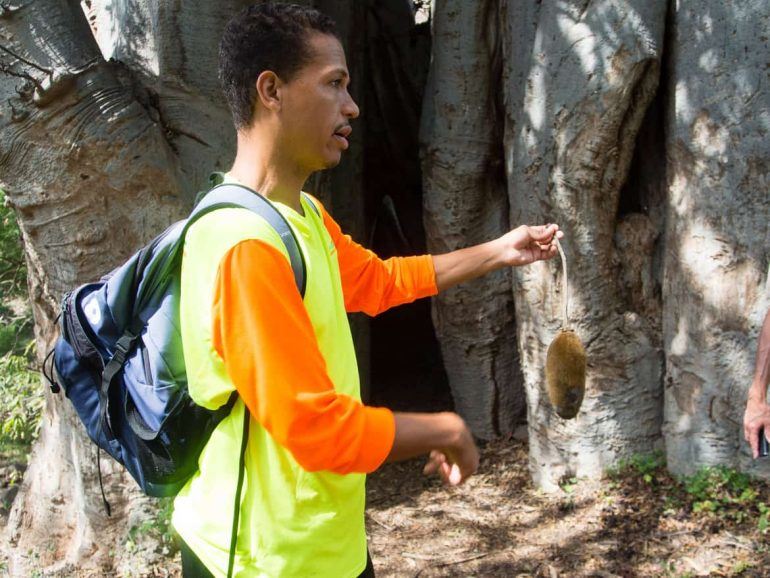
[744,308,770,458]
[432,224,563,292]
[317,196,562,313]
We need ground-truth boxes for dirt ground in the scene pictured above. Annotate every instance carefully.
[2,436,769,577]
[365,438,770,578]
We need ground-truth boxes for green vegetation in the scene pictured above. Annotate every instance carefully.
[684,465,768,530]
[0,190,42,451]
[608,451,770,535]
[608,450,667,485]
[125,498,176,554]
[0,348,42,444]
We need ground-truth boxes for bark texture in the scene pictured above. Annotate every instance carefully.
[501,0,668,490]
[420,0,524,440]
[663,1,770,478]
[0,1,190,573]
[86,0,247,193]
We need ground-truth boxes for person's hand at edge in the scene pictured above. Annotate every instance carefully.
[744,388,770,458]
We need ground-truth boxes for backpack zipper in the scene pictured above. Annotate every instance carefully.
[141,343,153,386]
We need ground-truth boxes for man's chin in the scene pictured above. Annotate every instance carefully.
[305,152,342,174]
[322,154,342,170]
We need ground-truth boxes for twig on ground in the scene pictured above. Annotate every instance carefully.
[366,513,394,531]
[412,551,492,576]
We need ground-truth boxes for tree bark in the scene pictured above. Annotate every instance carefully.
[501,0,668,490]
[420,0,525,440]
[86,0,249,194]
[0,1,205,573]
[663,1,770,478]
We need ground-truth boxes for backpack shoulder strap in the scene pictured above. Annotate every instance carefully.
[186,183,308,298]
[301,192,322,219]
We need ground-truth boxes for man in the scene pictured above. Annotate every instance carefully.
[171,3,562,577]
[744,308,770,458]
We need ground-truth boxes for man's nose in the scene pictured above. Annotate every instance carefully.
[343,92,360,119]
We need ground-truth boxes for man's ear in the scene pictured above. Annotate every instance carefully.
[255,70,282,112]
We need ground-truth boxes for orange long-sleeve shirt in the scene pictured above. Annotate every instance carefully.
[210,199,437,475]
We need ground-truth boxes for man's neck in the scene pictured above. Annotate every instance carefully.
[229,130,307,214]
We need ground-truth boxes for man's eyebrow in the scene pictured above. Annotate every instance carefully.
[328,68,350,78]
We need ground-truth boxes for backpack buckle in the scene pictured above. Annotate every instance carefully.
[112,331,136,365]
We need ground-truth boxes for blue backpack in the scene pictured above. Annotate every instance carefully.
[46,182,316,501]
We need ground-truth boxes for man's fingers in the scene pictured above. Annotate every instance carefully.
[423,452,473,486]
[439,461,452,484]
[528,224,560,242]
[423,450,447,476]
[447,464,462,486]
[746,420,761,458]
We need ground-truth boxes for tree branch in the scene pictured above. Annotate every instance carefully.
[0,43,52,75]
[0,57,43,91]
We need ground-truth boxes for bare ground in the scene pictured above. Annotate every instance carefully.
[365,438,770,578]
[2,437,769,577]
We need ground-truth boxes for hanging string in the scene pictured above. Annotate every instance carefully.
[554,238,570,330]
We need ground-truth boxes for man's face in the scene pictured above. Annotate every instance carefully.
[277,33,359,172]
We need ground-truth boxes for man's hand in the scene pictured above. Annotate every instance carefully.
[422,417,479,486]
[744,389,770,458]
[496,224,563,267]
[387,412,479,485]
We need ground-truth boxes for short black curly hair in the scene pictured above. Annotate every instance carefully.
[218,2,339,130]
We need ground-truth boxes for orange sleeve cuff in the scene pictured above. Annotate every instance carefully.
[357,406,396,473]
[407,254,439,300]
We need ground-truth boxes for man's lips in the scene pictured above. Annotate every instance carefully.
[333,125,352,148]
[335,125,352,138]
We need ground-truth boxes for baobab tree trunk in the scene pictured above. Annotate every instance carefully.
[662,2,770,478]
[501,0,668,490]
[420,0,525,439]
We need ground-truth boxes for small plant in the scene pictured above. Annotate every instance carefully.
[127,497,176,554]
[0,189,42,450]
[0,350,43,445]
[731,559,754,575]
[757,502,769,534]
[607,450,666,484]
[683,465,768,532]
[0,190,28,299]
[559,476,578,494]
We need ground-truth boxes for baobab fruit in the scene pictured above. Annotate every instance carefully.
[544,239,587,419]
[546,329,586,419]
